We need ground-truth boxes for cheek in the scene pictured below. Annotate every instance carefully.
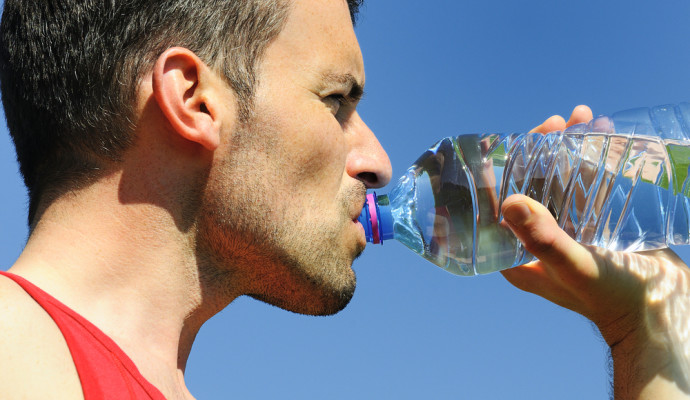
[284,120,349,188]
[250,94,349,192]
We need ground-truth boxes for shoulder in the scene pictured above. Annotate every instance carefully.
[0,273,84,400]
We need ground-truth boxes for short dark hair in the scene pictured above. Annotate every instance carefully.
[0,0,364,225]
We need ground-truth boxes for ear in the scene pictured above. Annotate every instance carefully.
[152,47,229,151]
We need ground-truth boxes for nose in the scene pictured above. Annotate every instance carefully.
[346,112,392,188]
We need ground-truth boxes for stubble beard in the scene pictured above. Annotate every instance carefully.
[194,128,367,316]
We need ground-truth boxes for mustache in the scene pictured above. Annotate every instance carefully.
[342,181,368,217]
[347,181,368,203]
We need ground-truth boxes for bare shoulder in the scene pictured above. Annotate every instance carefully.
[0,273,84,400]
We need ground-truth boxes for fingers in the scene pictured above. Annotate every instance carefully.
[528,105,593,134]
[528,115,566,134]
[565,105,593,128]
[501,263,582,312]
[501,262,557,298]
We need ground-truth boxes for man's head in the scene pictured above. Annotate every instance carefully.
[1,0,391,316]
[0,0,362,225]
[189,0,391,315]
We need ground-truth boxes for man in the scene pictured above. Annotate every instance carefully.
[0,1,686,399]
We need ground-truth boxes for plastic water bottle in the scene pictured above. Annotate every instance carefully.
[359,103,690,276]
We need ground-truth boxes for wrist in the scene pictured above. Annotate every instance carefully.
[600,250,690,399]
[608,329,688,399]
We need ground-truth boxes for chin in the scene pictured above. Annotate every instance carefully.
[248,258,358,316]
[250,283,355,316]
[236,212,362,315]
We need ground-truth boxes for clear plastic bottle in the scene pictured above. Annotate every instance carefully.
[359,103,690,276]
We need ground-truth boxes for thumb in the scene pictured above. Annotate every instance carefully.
[501,194,594,272]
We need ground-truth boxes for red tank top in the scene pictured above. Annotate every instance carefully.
[0,271,167,400]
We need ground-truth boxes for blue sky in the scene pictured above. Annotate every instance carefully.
[2,0,690,399]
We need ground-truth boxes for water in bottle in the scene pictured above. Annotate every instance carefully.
[358,103,690,276]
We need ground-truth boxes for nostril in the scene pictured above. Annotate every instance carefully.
[357,172,379,187]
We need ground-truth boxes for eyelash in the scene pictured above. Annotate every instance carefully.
[325,94,350,111]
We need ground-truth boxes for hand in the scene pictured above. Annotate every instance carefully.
[500,105,690,399]
[500,194,690,399]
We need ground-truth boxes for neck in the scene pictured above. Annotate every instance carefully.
[9,172,237,399]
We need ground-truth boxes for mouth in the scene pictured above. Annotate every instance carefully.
[351,204,360,221]
[352,219,367,255]
[351,202,367,245]
[344,184,368,243]
[351,207,365,230]
[350,190,368,221]
[351,203,364,222]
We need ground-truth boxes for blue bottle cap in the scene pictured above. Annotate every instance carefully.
[358,192,394,244]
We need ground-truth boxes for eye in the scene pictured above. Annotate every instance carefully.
[323,94,348,115]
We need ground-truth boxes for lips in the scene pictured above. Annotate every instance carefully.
[344,183,368,222]
[350,197,366,222]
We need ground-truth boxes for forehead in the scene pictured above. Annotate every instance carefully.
[260,0,364,85]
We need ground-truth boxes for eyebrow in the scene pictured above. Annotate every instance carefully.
[320,72,365,102]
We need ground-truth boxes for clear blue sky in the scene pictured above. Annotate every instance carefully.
[2,0,690,399]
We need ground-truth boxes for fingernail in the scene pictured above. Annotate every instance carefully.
[503,202,531,226]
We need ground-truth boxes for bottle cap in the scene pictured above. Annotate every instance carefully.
[367,193,380,244]
[358,192,394,244]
